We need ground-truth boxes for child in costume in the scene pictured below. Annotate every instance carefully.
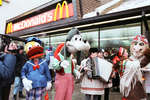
[120,35,148,100]
[21,37,52,100]
[112,47,128,92]
[53,28,90,100]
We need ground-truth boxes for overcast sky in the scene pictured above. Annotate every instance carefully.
[0,0,52,34]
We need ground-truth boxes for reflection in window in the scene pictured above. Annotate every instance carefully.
[81,23,141,49]
[39,34,67,50]
[100,25,140,48]
[38,23,141,52]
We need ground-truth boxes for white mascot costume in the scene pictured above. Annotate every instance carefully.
[120,35,148,100]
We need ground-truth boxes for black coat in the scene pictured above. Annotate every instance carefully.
[15,53,27,77]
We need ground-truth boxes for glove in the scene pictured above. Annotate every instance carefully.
[46,81,52,90]
[60,60,69,68]
[22,78,32,91]
[75,71,81,79]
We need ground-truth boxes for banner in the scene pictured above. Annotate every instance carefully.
[5,1,74,34]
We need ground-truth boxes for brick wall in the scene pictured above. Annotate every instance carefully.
[75,0,112,19]
[76,0,82,19]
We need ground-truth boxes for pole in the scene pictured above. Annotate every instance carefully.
[98,28,100,49]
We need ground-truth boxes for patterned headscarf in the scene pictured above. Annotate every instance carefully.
[132,35,148,44]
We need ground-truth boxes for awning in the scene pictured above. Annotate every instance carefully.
[9,5,150,38]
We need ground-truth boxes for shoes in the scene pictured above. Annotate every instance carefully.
[19,92,26,98]
[116,87,120,92]
[111,87,120,92]
[13,95,17,100]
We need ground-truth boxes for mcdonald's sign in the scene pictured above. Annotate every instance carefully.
[0,0,10,6]
[54,1,74,21]
[0,0,2,6]
[5,1,74,34]
[6,22,13,34]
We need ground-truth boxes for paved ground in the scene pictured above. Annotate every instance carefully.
[9,83,122,100]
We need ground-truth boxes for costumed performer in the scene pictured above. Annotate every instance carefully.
[120,35,148,100]
[21,37,52,100]
[53,27,90,100]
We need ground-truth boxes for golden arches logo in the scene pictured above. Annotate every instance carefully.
[6,22,12,34]
[0,0,2,6]
[54,1,69,21]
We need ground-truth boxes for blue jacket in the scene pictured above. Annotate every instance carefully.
[0,53,16,86]
[21,58,51,88]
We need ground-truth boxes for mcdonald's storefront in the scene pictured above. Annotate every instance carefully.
[5,0,150,51]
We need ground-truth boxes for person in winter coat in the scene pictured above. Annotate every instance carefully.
[0,42,18,100]
[13,46,27,100]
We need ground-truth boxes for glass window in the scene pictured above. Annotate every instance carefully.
[50,34,67,49]
[81,29,99,48]
[100,23,141,48]
[81,23,141,49]
[38,23,141,53]
[39,36,49,50]
[39,33,68,51]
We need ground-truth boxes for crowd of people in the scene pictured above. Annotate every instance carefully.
[0,29,150,100]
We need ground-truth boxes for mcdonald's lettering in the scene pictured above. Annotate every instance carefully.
[5,1,74,34]
[13,10,54,32]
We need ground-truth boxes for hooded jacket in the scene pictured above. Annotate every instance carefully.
[0,53,16,86]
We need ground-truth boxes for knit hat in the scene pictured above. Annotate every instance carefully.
[66,27,80,41]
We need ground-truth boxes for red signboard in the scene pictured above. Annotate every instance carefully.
[6,1,74,34]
